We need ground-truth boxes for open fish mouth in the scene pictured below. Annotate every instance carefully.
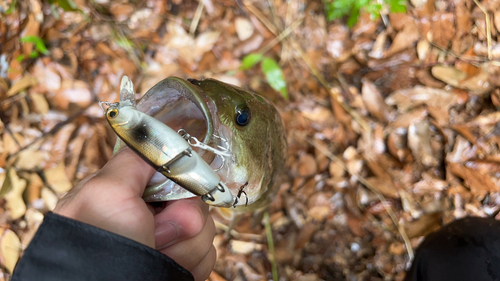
[130,77,230,201]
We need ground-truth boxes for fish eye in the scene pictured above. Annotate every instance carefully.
[108,109,119,119]
[235,108,251,126]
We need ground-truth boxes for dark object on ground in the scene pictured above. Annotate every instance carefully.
[405,217,500,281]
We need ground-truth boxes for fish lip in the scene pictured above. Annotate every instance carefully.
[136,76,215,145]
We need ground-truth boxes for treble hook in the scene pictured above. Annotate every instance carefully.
[177,129,230,171]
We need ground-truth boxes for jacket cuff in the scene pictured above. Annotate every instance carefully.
[12,212,193,281]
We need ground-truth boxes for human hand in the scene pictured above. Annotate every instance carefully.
[54,147,216,281]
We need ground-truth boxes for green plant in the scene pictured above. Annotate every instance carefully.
[324,0,406,27]
[5,0,17,14]
[48,0,84,19]
[17,36,50,61]
[241,53,288,100]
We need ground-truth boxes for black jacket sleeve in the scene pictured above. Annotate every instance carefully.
[12,212,194,281]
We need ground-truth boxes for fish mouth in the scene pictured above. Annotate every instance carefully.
[137,77,215,146]
[135,77,226,199]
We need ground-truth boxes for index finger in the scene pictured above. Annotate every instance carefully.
[97,147,156,196]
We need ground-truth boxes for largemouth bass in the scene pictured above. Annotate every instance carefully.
[107,76,287,211]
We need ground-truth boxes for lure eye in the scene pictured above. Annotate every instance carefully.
[235,108,251,126]
[108,109,119,119]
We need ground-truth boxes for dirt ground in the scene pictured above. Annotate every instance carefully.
[2,0,500,280]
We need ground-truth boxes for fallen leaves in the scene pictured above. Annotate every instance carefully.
[0,169,27,220]
[2,0,500,280]
[0,229,21,274]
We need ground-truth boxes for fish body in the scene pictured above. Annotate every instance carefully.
[108,76,287,211]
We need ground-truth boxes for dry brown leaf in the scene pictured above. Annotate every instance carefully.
[368,30,387,59]
[365,177,399,198]
[459,71,492,92]
[430,13,455,48]
[298,99,336,128]
[7,75,38,97]
[389,107,428,129]
[447,162,500,196]
[352,13,379,37]
[386,86,457,115]
[109,3,134,21]
[446,135,476,163]
[47,123,77,167]
[412,173,448,195]
[21,208,44,246]
[0,169,27,220]
[53,80,92,110]
[385,21,420,57]
[235,17,254,41]
[30,61,62,93]
[346,212,365,237]
[208,270,226,281]
[326,24,352,62]
[229,240,263,255]
[408,120,439,167]
[44,162,73,194]
[29,92,49,114]
[431,65,467,88]
[344,147,363,176]
[308,206,331,221]
[0,229,21,274]
[416,40,431,61]
[329,159,346,179]
[66,125,91,181]
[82,133,105,175]
[405,213,441,238]
[25,173,44,204]
[41,187,58,211]
[366,200,397,215]
[14,148,48,170]
[297,153,318,177]
[295,222,317,249]
[21,14,40,55]
[361,80,389,122]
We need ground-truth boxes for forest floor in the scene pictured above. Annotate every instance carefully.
[2,0,500,280]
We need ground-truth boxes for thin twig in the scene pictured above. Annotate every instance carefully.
[190,0,204,37]
[264,212,278,281]
[473,0,492,60]
[257,17,303,55]
[243,2,279,35]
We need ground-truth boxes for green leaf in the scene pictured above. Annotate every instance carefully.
[389,0,407,13]
[240,53,263,70]
[261,58,288,100]
[16,54,25,62]
[324,0,354,21]
[53,0,80,12]
[20,36,49,55]
[114,35,133,50]
[346,6,360,27]
[28,51,39,58]
[6,0,17,14]
[365,3,382,19]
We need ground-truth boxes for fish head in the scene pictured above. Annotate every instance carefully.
[186,78,288,210]
[120,77,287,210]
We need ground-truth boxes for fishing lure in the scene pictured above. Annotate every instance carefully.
[101,76,236,207]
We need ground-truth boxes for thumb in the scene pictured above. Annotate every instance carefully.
[98,147,156,196]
